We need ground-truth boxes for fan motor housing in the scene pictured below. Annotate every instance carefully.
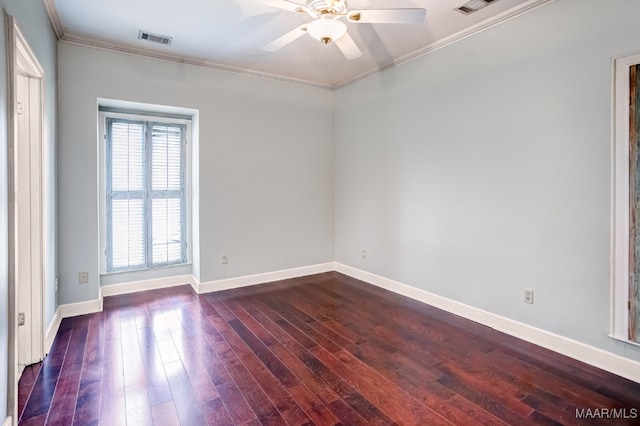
[307,0,348,14]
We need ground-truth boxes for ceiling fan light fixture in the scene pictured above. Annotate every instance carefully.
[307,18,346,44]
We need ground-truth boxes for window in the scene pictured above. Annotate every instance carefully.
[103,112,189,272]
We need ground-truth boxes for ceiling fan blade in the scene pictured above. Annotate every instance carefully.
[254,0,318,17]
[334,32,362,60]
[262,25,308,52]
[347,8,426,23]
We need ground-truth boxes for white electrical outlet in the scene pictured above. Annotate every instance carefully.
[361,249,367,259]
[523,288,534,304]
[222,254,228,265]
[79,271,89,284]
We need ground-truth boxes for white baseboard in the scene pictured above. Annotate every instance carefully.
[49,261,640,383]
[58,297,102,319]
[335,263,640,384]
[3,416,12,426]
[53,263,333,321]
[101,274,197,297]
[196,262,335,294]
[56,262,333,319]
[45,307,62,355]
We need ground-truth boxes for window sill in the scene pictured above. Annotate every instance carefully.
[100,262,193,286]
[101,262,192,277]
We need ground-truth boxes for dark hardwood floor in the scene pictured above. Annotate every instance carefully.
[17,272,640,425]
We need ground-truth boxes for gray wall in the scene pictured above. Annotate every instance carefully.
[0,0,57,421]
[57,44,334,303]
[51,0,640,384]
[334,0,640,362]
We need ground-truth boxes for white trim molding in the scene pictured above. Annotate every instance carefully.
[40,262,640,384]
[45,308,61,355]
[100,274,197,297]
[58,297,102,319]
[60,33,330,90]
[335,0,557,89]
[611,51,640,343]
[196,263,335,294]
[42,0,555,90]
[42,0,64,39]
[6,14,47,424]
[3,416,13,426]
[53,262,333,320]
[335,263,640,384]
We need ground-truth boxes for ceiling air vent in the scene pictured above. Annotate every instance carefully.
[456,0,496,15]
[138,30,173,46]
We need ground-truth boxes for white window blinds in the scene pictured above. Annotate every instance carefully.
[151,124,184,265]
[106,117,187,272]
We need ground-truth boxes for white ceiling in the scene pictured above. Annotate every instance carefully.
[48,0,551,88]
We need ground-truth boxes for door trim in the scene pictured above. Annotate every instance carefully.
[5,15,46,424]
[611,52,640,343]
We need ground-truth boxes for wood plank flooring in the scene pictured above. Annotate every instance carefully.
[18,272,640,425]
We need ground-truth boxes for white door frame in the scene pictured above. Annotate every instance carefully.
[5,15,46,425]
[611,51,640,344]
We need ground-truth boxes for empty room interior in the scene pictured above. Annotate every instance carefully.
[3,0,640,424]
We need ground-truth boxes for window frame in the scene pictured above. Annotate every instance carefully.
[99,110,192,274]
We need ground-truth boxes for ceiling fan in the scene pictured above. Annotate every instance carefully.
[257,0,426,59]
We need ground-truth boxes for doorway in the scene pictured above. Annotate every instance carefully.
[6,15,46,424]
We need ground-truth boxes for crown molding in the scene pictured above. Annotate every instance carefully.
[42,0,64,40]
[335,0,558,89]
[59,32,332,90]
[45,0,556,90]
